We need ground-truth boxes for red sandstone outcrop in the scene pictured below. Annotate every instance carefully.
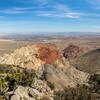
[36,44,62,64]
[63,45,84,59]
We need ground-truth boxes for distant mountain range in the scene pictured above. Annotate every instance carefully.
[0,32,100,38]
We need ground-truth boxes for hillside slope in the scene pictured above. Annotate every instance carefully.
[38,64,89,89]
[72,49,100,74]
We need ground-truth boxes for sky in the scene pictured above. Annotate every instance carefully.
[0,0,100,33]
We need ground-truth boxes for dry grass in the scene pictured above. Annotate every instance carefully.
[0,40,31,56]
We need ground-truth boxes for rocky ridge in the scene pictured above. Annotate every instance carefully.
[0,44,69,70]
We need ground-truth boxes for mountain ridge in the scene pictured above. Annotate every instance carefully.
[0,44,69,70]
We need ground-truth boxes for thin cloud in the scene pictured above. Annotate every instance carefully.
[16,0,49,5]
[14,0,100,18]
[5,0,84,18]
[36,11,82,19]
[52,3,70,12]
[0,3,83,19]
[0,9,28,14]
[14,7,35,10]
[87,0,100,5]
[0,7,35,14]
[44,3,83,18]
[14,7,45,10]
[87,0,100,9]
[0,1,84,19]
[35,0,49,5]
[95,26,100,28]
[0,16,4,18]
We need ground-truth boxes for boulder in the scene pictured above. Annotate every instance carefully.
[31,78,54,98]
[11,86,34,100]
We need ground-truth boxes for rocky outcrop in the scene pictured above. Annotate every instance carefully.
[36,44,62,64]
[63,45,84,59]
[11,86,33,100]
[10,78,54,100]
[31,78,54,98]
[0,44,68,70]
[37,64,89,90]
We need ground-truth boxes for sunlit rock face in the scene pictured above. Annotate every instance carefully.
[0,44,70,70]
[37,64,89,90]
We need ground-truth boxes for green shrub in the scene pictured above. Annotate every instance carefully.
[89,74,100,94]
[54,87,99,100]
[47,81,55,90]
[0,64,5,73]
[0,78,7,99]
[39,74,45,80]
[5,70,35,91]
[0,64,36,99]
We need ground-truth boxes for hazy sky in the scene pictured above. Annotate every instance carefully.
[0,0,100,32]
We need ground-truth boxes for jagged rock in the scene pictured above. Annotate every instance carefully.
[31,78,54,98]
[0,44,69,70]
[28,88,54,100]
[37,57,70,78]
[28,88,43,99]
[10,85,54,100]
[11,86,34,100]
[38,64,89,90]
[10,78,54,100]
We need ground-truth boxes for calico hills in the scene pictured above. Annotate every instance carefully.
[0,43,99,100]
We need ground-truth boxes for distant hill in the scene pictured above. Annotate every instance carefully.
[72,49,100,74]
[63,45,84,59]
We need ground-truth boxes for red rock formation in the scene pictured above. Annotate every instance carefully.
[63,45,83,59]
[35,44,62,64]
[0,44,67,70]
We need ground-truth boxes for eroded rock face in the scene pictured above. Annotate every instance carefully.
[63,45,84,59]
[38,64,89,90]
[0,44,68,70]
[36,44,62,64]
